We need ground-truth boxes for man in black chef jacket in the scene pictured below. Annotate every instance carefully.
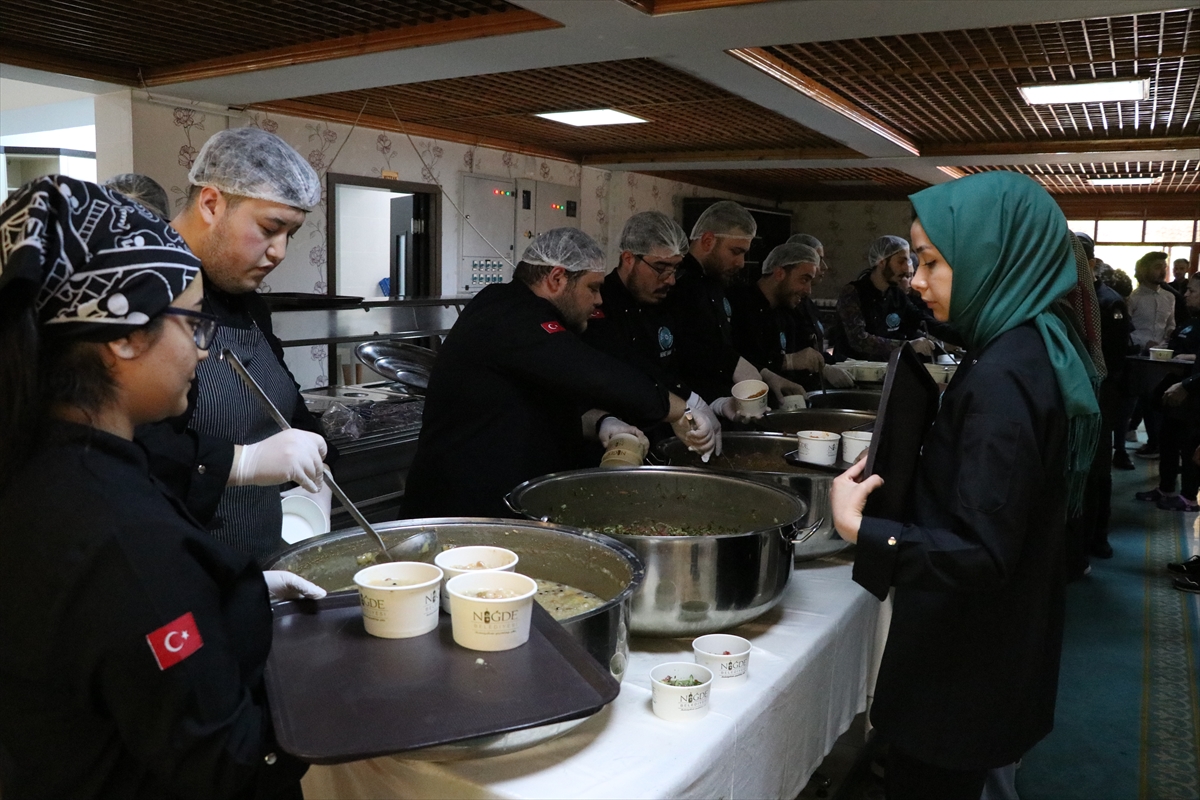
[402,228,716,519]
[136,127,332,563]
[583,211,733,442]
[665,200,806,406]
[785,233,855,389]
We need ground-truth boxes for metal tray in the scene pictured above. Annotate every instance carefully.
[355,341,437,392]
[265,592,620,764]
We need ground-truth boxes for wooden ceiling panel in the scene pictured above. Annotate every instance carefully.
[281,58,849,158]
[958,162,1200,194]
[639,167,928,201]
[761,9,1200,145]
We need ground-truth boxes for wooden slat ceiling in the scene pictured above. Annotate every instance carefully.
[641,167,929,201]
[273,58,849,159]
[959,162,1200,194]
[761,9,1199,145]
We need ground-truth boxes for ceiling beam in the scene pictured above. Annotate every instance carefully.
[0,45,136,86]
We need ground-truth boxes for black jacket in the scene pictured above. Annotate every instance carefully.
[582,268,691,400]
[853,323,1069,770]
[0,422,304,799]
[727,283,787,374]
[402,281,670,518]
[662,253,742,402]
[134,283,328,526]
[1096,281,1135,383]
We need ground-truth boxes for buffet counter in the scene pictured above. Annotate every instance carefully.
[302,559,878,799]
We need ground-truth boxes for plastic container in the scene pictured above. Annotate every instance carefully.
[692,634,751,688]
[433,545,519,612]
[650,662,713,721]
[1149,347,1175,361]
[353,562,443,639]
[446,571,539,651]
[795,430,841,466]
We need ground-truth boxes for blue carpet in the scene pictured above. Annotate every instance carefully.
[1019,461,1200,800]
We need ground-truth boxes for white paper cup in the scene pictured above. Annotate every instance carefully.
[780,393,808,411]
[732,379,770,417]
[650,662,713,721]
[601,433,647,468]
[1149,347,1174,361]
[795,430,841,466]
[434,546,519,612]
[841,430,873,464]
[692,634,751,688]
[446,571,538,652]
[854,363,888,382]
[353,562,443,639]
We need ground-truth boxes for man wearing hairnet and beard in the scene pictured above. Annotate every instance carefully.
[136,127,334,564]
[402,228,713,519]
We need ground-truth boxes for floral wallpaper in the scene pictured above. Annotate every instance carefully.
[785,200,914,300]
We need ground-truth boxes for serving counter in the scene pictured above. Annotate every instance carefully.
[301,559,879,800]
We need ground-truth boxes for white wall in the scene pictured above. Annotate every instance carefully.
[784,200,914,300]
[335,185,410,298]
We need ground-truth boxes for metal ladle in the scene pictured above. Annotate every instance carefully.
[220,350,435,563]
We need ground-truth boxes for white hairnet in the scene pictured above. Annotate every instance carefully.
[619,211,689,257]
[189,127,321,211]
[787,233,822,250]
[763,242,820,274]
[521,227,606,273]
[689,200,757,240]
[868,235,909,268]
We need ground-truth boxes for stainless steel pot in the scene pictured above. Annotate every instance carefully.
[752,408,876,435]
[505,467,816,637]
[803,389,882,411]
[265,518,643,682]
[652,432,849,561]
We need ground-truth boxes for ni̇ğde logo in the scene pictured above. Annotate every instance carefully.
[678,690,708,711]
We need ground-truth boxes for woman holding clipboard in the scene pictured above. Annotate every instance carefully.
[831,172,1102,800]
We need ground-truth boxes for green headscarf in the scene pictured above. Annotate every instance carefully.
[909,171,1100,515]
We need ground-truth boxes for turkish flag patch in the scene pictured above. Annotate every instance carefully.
[540,321,566,334]
[589,309,605,319]
[146,612,204,670]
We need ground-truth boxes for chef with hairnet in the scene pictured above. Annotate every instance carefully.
[137,127,333,564]
[402,228,713,519]
[785,233,856,389]
[665,200,807,407]
[583,211,730,447]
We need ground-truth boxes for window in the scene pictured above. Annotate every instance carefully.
[1070,218,1197,278]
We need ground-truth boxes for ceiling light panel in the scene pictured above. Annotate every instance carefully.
[1018,79,1149,105]
[1086,176,1161,186]
[535,109,648,126]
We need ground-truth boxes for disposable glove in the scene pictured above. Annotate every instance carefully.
[782,348,825,373]
[598,417,650,452]
[230,429,327,492]
[760,369,807,407]
[282,481,333,520]
[909,337,935,357]
[732,357,761,385]
[264,570,327,601]
[709,396,739,421]
[822,364,856,389]
[669,393,721,461]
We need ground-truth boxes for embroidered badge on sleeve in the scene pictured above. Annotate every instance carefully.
[146,612,204,670]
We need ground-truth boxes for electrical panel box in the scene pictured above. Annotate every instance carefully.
[458,174,517,294]
[458,175,582,295]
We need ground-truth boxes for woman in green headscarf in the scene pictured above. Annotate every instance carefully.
[831,172,1100,800]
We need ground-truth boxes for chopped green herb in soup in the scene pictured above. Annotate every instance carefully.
[597,521,738,537]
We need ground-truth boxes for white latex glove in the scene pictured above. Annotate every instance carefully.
[822,364,856,389]
[709,396,739,421]
[230,429,327,493]
[669,393,720,461]
[909,337,936,357]
[783,348,826,373]
[598,417,650,452]
[263,570,327,601]
[732,357,761,385]
[760,369,807,406]
[282,480,333,520]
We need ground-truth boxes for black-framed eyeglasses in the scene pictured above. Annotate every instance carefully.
[161,307,220,350]
[635,254,680,280]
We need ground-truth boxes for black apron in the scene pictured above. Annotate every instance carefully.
[192,322,299,562]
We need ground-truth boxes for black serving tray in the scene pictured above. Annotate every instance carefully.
[265,592,620,764]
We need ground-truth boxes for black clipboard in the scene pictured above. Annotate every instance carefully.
[861,343,941,522]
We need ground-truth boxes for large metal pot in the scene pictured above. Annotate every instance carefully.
[752,407,876,435]
[652,432,849,561]
[505,467,815,637]
[803,389,881,411]
[265,518,643,682]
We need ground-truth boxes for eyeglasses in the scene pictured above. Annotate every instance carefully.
[161,307,220,350]
[635,254,680,280]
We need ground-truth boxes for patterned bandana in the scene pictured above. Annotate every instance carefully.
[0,175,200,341]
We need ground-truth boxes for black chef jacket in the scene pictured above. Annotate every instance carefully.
[402,280,671,519]
[834,270,958,360]
[135,281,330,526]
[852,323,1069,770]
[0,422,304,800]
[582,268,691,400]
[727,283,789,373]
[791,296,834,363]
[661,253,742,402]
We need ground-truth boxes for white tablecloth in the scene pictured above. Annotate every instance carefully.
[301,561,879,800]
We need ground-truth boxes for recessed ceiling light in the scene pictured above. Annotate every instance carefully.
[1019,79,1149,105]
[535,109,648,127]
[1087,176,1161,186]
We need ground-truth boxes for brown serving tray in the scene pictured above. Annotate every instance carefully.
[265,592,620,764]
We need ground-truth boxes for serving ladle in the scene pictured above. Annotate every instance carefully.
[220,350,435,563]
